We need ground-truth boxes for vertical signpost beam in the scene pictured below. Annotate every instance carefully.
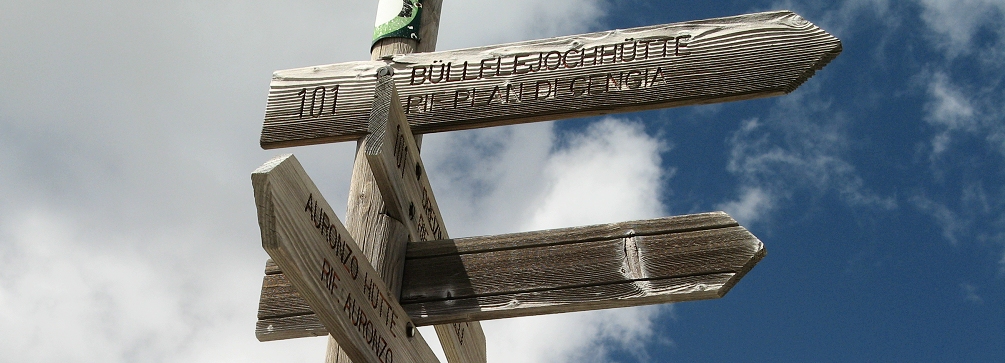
[368,2,486,362]
[364,71,487,363]
[325,1,435,361]
[329,1,484,363]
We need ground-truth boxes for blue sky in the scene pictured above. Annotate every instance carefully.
[1,0,1003,362]
[591,1,1005,361]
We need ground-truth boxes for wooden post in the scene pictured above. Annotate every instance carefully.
[324,0,433,359]
[329,1,485,362]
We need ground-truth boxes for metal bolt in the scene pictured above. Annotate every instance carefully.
[406,322,415,337]
[376,66,395,78]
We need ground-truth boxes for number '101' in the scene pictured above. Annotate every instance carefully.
[298,85,339,118]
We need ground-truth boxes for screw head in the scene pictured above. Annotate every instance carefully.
[376,66,395,78]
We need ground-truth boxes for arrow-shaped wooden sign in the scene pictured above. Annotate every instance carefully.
[260,10,840,149]
[364,68,448,244]
[256,211,765,341]
[253,154,440,363]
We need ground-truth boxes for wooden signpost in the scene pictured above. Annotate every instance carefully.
[256,70,767,340]
[251,3,841,362]
[260,10,840,149]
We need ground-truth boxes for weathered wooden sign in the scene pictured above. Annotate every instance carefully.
[365,67,487,363]
[257,211,765,339]
[252,153,440,363]
[260,10,841,149]
[365,68,447,244]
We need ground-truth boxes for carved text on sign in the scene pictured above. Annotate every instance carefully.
[297,86,340,119]
[305,193,397,362]
[307,193,360,279]
[400,36,687,115]
[408,36,689,85]
[388,122,443,241]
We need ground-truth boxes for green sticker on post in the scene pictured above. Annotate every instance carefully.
[372,0,423,45]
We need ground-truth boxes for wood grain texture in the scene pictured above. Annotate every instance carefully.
[256,212,766,336]
[414,0,440,54]
[372,39,416,62]
[261,10,841,149]
[400,212,764,325]
[253,154,440,363]
[433,321,485,363]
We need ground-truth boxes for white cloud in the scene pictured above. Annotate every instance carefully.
[421,123,557,237]
[910,195,966,245]
[526,118,667,230]
[772,1,1005,162]
[424,118,667,235]
[960,283,984,304]
[906,2,1005,266]
[0,0,685,362]
[916,0,1005,57]
[925,73,977,130]
[924,72,979,155]
[717,187,775,226]
[905,1,1005,160]
[920,71,1005,160]
[720,91,896,226]
[482,306,663,363]
[437,1,608,48]
[0,210,330,362]
[908,182,1005,270]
